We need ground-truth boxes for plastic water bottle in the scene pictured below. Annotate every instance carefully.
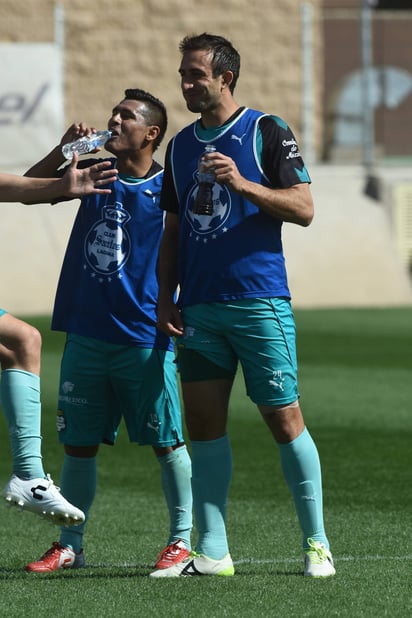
[192,144,216,215]
[62,130,112,160]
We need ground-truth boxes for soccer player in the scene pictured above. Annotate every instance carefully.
[2,155,118,526]
[24,89,192,573]
[151,33,335,578]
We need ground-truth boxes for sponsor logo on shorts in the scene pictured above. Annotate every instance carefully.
[62,381,74,394]
[59,381,88,406]
[268,369,285,392]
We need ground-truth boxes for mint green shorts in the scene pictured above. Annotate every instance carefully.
[176,298,299,406]
[57,334,184,447]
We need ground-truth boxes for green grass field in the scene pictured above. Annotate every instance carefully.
[1,308,411,617]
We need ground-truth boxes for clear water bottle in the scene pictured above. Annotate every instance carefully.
[62,130,112,160]
[192,144,216,215]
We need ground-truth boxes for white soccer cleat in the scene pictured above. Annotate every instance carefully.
[304,538,336,577]
[3,473,85,526]
[150,551,235,578]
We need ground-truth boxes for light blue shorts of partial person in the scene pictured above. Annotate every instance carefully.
[56,334,184,447]
[176,298,299,407]
[0,308,7,317]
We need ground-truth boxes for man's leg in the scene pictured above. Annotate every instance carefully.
[150,377,235,577]
[190,434,232,559]
[0,313,44,478]
[260,403,335,577]
[1,313,84,526]
[1,369,44,479]
[156,444,192,550]
[59,448,98,553]
[260,403,328,547]
[25,446,98,573]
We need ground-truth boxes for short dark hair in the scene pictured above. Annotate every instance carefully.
[179,33,240,93]
[123,88,167,151]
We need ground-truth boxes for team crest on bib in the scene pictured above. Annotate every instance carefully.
[85,203,131,276]
[185,181,231,240]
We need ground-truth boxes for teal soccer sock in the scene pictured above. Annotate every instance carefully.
[279,426,329,549]
[191,434,232,559]
[0,369,45,479]
[59,454,97,553]
[158,444,193,550]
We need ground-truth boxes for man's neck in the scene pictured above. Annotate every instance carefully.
[200,100,241,129]
[116,152,154,179]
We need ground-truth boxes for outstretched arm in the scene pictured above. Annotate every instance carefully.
[0,154,118,203]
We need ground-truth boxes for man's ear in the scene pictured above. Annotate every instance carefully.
[145,125,161,143]
[221,70,234,90]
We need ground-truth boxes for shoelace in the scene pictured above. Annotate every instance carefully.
[306,538,328,564]
[41,542,62,560]
[159,541,184,559]
[45,473,63,493]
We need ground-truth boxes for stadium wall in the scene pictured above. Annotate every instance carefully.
[1,0,411,312]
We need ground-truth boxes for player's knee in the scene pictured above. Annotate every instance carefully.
[259,400,304,443]
[24,324,42,353]
[17,323,42,367]
[0,322,41,369]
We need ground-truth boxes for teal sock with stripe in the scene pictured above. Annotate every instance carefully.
[158,444,193,550]
[0,369,45,479]
[59,454,97,553]
[279,426,329,549]
[191,434,232,560]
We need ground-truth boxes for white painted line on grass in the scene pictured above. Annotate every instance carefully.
[85,554,412,570]
[234,554,412,565]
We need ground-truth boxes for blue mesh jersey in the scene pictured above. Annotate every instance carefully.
[160,107,311,308]
[52,157,172,350]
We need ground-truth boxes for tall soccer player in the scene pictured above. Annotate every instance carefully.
[152,33,335,578]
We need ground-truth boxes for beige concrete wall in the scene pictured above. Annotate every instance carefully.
[1,1,411,313]
[283,165,412,307]
[0,0,323,160]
